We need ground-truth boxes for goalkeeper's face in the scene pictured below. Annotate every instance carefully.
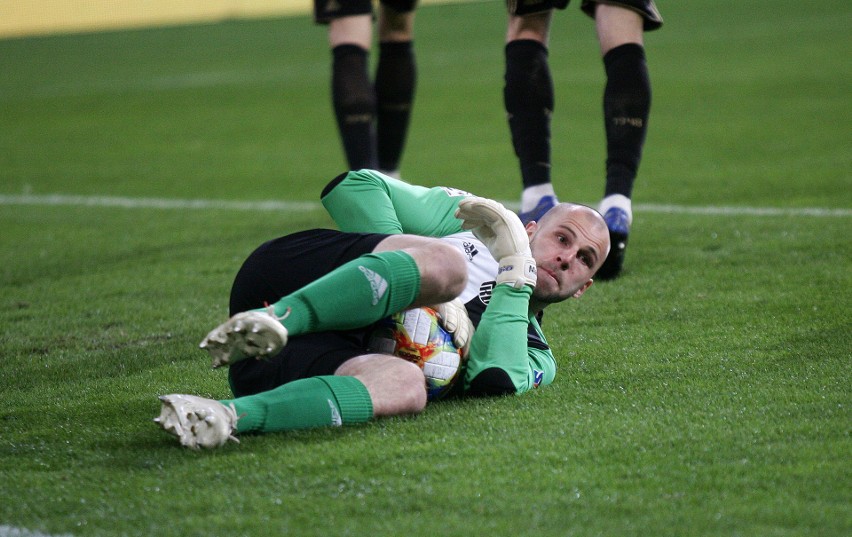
[527,204,610,304]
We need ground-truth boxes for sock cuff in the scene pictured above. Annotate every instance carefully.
[506,39,548,57]
[603,43,645,68]
[333,43,368,59]
[317,375,374,424]
[378,40,413,56]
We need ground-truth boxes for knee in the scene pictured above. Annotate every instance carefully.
[420,242,467,303]
[340,354,427,416]
[397,360,428,413]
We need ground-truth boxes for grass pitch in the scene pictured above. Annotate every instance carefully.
[1,1,850,536]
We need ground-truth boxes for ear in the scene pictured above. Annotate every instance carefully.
[572,279,594,299]
[525,221,537,238]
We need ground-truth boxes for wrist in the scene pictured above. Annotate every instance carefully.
[496,254,537,289]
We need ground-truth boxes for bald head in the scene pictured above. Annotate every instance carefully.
[535,203,611,273]
[523,202,612,310]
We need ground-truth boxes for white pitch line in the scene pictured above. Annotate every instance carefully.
[0,526,74,537]
[0,194,318,212]
[0,193,849,218]
[634,203,852,218]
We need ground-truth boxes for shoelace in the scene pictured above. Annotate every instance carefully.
[263,302,292,323]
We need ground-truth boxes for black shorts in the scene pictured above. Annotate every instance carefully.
[315,0,418,25]
[508,0,663,31]
[227,229,389,397]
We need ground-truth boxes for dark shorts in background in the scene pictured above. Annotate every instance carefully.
[315,0,418,25]
[508,0,663,31]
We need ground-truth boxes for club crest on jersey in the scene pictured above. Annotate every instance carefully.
[462,241,479,261]
[478,281,495,305]
[533,369,544,388]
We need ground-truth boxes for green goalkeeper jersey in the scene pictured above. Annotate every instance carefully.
[321,169,557,395]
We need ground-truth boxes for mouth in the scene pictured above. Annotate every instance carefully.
[539,267,558,286]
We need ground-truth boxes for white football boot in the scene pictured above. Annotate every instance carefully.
[199,308,290,368]
[154,394,239,450]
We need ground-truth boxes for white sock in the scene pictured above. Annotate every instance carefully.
[521,184,557,212]
[598,194,633,226]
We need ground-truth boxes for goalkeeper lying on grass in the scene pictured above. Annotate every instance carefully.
[155,169,610,449]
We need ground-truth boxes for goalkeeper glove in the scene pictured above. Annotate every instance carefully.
[455,197,537,289]
[433,298,474,353]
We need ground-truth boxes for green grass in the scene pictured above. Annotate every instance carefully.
[1,1,850,535]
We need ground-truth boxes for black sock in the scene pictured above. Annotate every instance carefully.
[504,40,553,189]
[332,44,377,170]
[602,43,651,198]
[375,41,416,172]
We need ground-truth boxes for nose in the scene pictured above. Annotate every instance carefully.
[557,246,578,271]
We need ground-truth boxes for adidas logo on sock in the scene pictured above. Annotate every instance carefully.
[358,266,388,305]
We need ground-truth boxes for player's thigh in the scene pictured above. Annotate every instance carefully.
[336,353,427,416]
[580,0,664,32]
[379,4,414,43]
[590,3,645,52]
[328,15,373,49]
[373,234,467,306]
[506,10,553,44]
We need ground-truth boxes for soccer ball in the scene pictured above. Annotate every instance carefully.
[369,307,466,401]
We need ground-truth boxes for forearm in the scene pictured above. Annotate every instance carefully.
[465,284,550,395]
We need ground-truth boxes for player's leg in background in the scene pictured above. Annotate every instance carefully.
[329,14,378,169]
[505,6,558,225]
[375,1,417,179]
[590,2,655,279]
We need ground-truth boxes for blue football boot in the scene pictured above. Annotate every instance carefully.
[596,206,630,280]
[518,195,558,225]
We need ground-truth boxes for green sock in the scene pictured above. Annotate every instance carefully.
[260,250,420,336]
[223,376,374,434]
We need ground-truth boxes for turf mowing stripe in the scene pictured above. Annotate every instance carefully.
[0,193,849,218]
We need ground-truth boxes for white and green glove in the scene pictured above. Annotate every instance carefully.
[433,298,475,352]
[455,197,537,289]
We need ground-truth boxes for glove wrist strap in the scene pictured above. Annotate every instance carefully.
[496,255,537,289]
